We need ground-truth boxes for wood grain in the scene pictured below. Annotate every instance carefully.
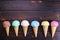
[0,1,60,40]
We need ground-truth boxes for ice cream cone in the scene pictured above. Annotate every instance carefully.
[51,21,59,38]
[41,21,49,38]
[23,26,28,37]
[51,26,57,38]
[12,20,20,37]
[33,27,38,37]
[5,27,10,36]
[42,26,48,38]
[14,27,19,37]
[21,20,30,37]
[3,21,11,36]
[31,20,40,37]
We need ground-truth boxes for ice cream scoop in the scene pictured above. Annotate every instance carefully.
[51,21,58,27]
[51,21,59,38]
[41,21,49,38]
[3,21,11,36]
[21,20,29,37]
[12,20,20,37]
[31,20,40,37]
[12,20,20,27]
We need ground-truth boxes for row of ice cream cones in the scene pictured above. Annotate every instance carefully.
[3,20,59,38]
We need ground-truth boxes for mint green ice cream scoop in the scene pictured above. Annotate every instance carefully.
[12,20,20,27]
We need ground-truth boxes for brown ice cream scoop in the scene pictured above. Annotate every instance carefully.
[3,21,11,27]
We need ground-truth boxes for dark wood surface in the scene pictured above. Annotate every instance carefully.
[0,0,60,40]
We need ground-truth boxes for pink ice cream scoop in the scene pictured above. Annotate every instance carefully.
[51,21,59,27]
[3,21,11,27]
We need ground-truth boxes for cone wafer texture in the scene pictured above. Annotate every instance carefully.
[33,27,38,37]
[23,26,28,37]
[14,27,19,37]
[51,26,57,38]
[42,26,48,37]
[5,27,10,36]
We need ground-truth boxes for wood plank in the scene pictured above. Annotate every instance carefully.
[0,1,59,11]
[0,11,60,20]
[0,0,60,2]
[0,1,45,11]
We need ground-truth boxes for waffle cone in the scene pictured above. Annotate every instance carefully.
[14,27,19,37]
[42,26,48,38]
[5,27,10,36]
[33,27,38,37]
[51,27,57,38]
[23,26,28,37]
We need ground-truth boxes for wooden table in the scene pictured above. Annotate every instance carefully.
[0,0,60,40]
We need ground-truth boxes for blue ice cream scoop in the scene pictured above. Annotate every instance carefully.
[31,21,40,28]
[12,20,20,27]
